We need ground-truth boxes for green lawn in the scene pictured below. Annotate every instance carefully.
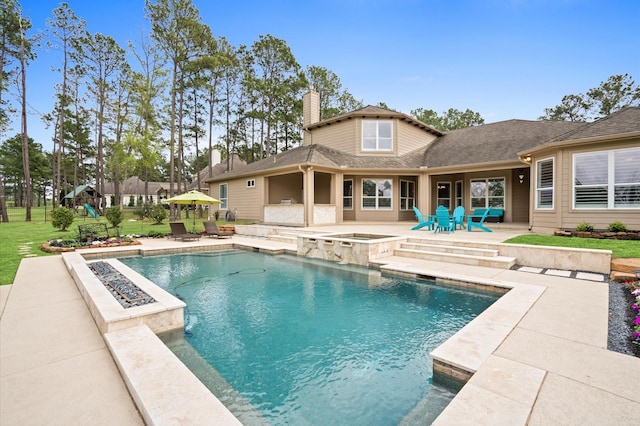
[0,206,239,285]
[503,234,640,259]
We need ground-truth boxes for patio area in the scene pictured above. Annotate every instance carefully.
[1,223,639,425]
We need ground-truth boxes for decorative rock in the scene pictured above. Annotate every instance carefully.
[609,271,637,282]
[611,258,640,274]
[554,230,572,237]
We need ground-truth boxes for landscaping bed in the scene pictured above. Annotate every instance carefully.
[555,229,640,240]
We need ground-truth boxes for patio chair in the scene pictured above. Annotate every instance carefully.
[452,206,466,230]
[467,208,492,232]
[434,205,455,234]
[169,222,201,241]
[411,206,435,231]
[203,221,233,238]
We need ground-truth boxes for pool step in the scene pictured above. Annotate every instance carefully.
[268,234,298,244]
[400,242,499,257]
[394,247,516,269]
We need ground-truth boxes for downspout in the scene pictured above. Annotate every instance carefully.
[298,165,308,226]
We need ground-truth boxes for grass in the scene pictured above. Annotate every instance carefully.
[0,206,244,285]
[503,234,640,259]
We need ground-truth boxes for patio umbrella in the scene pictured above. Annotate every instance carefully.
[165,190,222,229]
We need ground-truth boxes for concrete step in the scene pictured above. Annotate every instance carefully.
[406,238,502,251]
[394,248,516,269]
[268,235,297,244]
[400,242,499,257]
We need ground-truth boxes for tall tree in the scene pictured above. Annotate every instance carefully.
[247,34,302,157]
[305,65,362,120]
[0,0,22,137]
[18,5,35,220]
[46,2,87,205]
[540,74,640,121]
[146,0,208,212]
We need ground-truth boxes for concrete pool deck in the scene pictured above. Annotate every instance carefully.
[1,223,639,425]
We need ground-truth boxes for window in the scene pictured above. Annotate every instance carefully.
[246,179,255,188]
[361,178,392,210]
[536,158,554,209]
[574,148,640,209]
[455,180,463,207]
[362,120,392,151]
[343,180,353,210]
[400,180,415,210]
[436,182,451,209]
[470,178,505,208]
[219,183,228,209]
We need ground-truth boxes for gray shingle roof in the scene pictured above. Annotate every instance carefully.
[423,120,583,168]
[548,106,640,142]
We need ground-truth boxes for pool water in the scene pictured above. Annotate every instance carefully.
[121,250,499,425]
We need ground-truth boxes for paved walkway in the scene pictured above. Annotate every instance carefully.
[2,224,639,425]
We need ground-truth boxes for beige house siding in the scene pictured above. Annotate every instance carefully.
[314,173,332,204]
[397,122,437,155]
[308,121,357,154]
[267,174,303,204]
[531,138,640,232]
[511,168,530,223]
[220,179,264,222]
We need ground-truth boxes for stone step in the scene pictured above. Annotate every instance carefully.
[394,248,516,269]
[268,235,297,244]
[400,242,499,257]
[406,238,502,251]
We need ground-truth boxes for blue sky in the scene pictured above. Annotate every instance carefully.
[12,0,640,151]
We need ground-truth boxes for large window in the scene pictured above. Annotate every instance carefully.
[219,183,228,209]
[400,180,415,210]
[536,158,554,209]
[574,148,640,209]
[470,178,505,208]
[362,178,392,210]
[436,182,451,209]
[343,180,353,210]
[362,120,392,151]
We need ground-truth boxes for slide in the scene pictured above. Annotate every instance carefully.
[83,203,100,219]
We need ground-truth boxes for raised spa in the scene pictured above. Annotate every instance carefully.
[297,232,408,266]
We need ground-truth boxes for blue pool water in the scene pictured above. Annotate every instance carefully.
[121,250,499,425]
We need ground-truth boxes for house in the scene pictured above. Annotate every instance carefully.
[102,176,170,208]
[205,88,640,233]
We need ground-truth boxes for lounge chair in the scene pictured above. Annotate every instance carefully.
[434,205,455,234]
[411,206,435,231]
[452,205,466,230]
[203,221,233,238]
[169,222,201,241]
[467,209,492,232]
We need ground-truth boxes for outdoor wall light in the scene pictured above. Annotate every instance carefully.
[518,169,525,184]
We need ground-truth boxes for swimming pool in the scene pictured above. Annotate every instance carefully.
[121,250,499,425]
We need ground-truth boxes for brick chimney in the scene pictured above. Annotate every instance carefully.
[303,87,320,145]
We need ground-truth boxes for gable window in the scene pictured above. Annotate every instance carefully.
[343,180,353,210]
[574,148,640,209]
[471,178,505,208]
[246,179,255,188]
[219,183,228,209]
[400,180,415,210]
[536,158,554,209]
[455,180,463,207]
[436,182,451,209]
[362,178,392,210]
[362,120,392,151]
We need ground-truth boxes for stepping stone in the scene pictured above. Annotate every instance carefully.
[545,269,571,277]
[518,266,543,274]
[575,271,604,282]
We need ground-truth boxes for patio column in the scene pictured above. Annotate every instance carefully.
[333,172,343,223]
[303,166,315,226]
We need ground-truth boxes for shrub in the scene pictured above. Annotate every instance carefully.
[133,203,151,220]
[105,206,123,228]
[575,222,594,232]
[213,209,220,220]
[128,196,135,207]
[149,203,168,224]
[51,207,75,231]
[608,221,627,232]
[147,230,166,238]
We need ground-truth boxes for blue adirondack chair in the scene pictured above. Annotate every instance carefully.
[411,206,435,230]
[452,205,466,230]
[434,206,455,233]
[467,208,492,232]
